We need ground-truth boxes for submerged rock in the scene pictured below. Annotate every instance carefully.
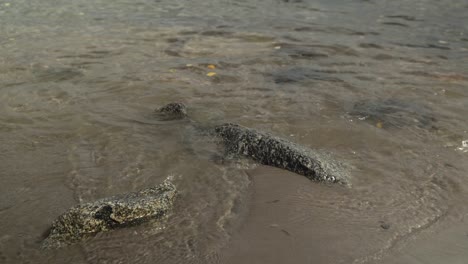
[155,102,187,120]
[272,67,342,84]
[214,123,346,183]
[43,177,177,249]
[349,99,436,129]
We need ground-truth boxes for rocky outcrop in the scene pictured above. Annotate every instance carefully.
[43,177,177,249]
[215,123,345,183]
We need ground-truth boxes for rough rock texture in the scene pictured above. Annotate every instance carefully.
[43,177,177,249]
[156,102,187,120]
[215,123,346,183]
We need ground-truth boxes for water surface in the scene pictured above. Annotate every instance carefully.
[1,0,468,263]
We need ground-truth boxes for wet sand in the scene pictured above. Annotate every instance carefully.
[221,166,468,264]
[221,166,376,264]
[380,221,468,264]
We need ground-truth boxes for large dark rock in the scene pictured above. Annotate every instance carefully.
[43,177,177,249]
[214,123,346,183]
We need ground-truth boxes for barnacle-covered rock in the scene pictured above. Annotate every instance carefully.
[155,102,187,120]
[215,123,346,183]
[43,177,177,249]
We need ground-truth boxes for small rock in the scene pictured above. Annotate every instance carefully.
[380,223,390,230]
[156,102,187,120]
[281,229,291,236]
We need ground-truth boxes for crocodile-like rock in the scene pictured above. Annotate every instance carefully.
[43,177,177,249]
[215,123,346,183]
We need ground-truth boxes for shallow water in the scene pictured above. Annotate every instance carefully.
[1,0,468,263]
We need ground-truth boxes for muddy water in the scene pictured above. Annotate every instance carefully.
[1,0,468,263]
